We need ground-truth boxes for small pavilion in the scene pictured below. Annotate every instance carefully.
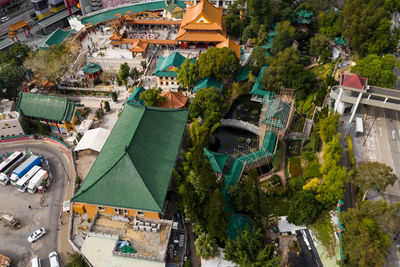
[158,90,188,109]
[294,10,313,32]
[82,62,102,79]
[8,20,32,42]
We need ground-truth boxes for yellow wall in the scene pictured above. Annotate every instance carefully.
[75,203,161,221]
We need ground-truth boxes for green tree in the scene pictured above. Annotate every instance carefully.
[351,54,400,88]
[0,63,25,99]
[140,60,147,70]
[117,62,130,87]
[104,101,111,112]
[224,228,280,267]
[309,34,330,58]
[224,13,244,39]
[177,58,197,91]
[275,21,296,38]
[241,23,259,43]
[317,112,339,144]
[340,203,392,267]
[247,0,272,25]
[195,47,240,81]
[194,233,218,259]
[353,161,397,199]
[189,87,223,127]
[246,47,268,75]
[340,0,397,56]
[261,47,316,97]
[66,252,89,267]
[287,190,322,225]
[129,67,140,84]
[139,88,165,107]
[205,188,227,242]
[270,31,293,55]
[317,164,349,208]
[111,91,118,102]
[318,10,341,38]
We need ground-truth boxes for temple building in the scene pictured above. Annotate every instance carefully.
[176,0,235,51]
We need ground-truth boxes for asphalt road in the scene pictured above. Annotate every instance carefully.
[0,142,69,267]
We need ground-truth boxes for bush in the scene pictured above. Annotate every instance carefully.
[104,101,111,112]
[347,135,356,167]
[251,109,259,115]
[184,260,192,267]
[75,176,81,185]
[287,190,322,225]
[93,77,102,85]
[111,91,118,102]
[96,108,104,119]
[289,176,305,191]
[270,174,282,186]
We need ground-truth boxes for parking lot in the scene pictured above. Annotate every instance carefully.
[0,143,69,267]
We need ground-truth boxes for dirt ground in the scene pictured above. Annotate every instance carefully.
[76,150,97,181]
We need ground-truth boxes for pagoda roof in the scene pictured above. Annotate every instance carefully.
[342,74,367,90]
[126,87,145,106]
[130,40,148,53]
[82,62,102,74]
[158,90,188,109]
[216,37,240,58]
[180,0,223,31]
[335,37,347,46]
[153,52,188,77]
[110,31,122,40]
[176,28,226,42]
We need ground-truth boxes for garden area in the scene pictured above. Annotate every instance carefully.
[287,136,318,157]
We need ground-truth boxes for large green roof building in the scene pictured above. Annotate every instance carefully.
[72,104,188,219]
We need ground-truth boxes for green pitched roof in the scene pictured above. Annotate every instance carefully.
[82,62,102,74]
[204,148,229,173]
[235,66,250,82]
[165,3,182,12]
[261,99,292,130]
[193,76,223,93]
[44,28,71,47]
[153,52,187,77]
[335,37,346,46]
[126,87,145,106]
[295,10,313,24]
[15,92,75,122]
[71,104,189,213]
[251,66,267,96]
[297,10,313,18]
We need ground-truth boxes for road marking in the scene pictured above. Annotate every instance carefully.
[393,130,396,140]
[380,127,382,136]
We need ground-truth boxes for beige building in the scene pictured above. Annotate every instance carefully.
[0,112,24,138]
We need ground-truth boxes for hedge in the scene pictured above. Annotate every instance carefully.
[346,135,356,167]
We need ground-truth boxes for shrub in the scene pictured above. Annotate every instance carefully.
[270,174,282,186]
[251,109,259,115]
[111,92,118,102]
[104,101,111,112]
[272,143,284,171]
[289,176,305,191]
[75,176,81,185]
[288,158,302,178]
[93,77,102,85]
[347,135,356,167]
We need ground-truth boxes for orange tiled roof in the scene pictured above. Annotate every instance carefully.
[8,20,30,32]
[110,31,122,40]
[158,90,188,109]
[130,40,149,53]
[216,37,240,58]
[176,28,226,42]
[180,0,223,31]
[119,38,179,45]
[110,40,121,45]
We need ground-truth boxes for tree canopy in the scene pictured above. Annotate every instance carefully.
[354,161,397,194]
[189,87,223,128]
[317,10,341,38]
[117,62,130,87]
[0,63,25,99]
[195,47,240,81]
[24,43,72,83]
[287,190,323,225]
[270,31,293,55]
[194,233,218,259]
[247,0,273,25]
[351,54,400,88]
[224,228,280,267]
[309,34,330,58]
[246,47,269,75]
[340,0,398,56]
[316,112,339,144]
[139,88,166,106]
[177,58,197,91]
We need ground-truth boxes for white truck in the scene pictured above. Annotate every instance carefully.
[0,151,26,185]
[27,169,48,194]
[16,166,42,192]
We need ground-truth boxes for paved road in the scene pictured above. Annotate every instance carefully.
[0,142,69,267]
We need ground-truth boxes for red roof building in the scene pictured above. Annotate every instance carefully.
[341,74,368,90]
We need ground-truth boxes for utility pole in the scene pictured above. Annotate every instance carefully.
[363,117,377,146]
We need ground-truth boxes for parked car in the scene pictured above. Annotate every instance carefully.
[31,257,41,267]
[27,228,46,243]
[48,251,60,267]
[0,17,9,23]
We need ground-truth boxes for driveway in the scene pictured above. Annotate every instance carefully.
[0,142,69,267]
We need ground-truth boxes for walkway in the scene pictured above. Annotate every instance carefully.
[220,119,260,135]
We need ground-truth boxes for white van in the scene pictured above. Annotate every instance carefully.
[31,257,41,267]
[48,251,60,267]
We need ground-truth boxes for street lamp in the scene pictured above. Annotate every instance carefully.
[59,163,70,182]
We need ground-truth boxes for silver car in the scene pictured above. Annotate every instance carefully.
[27,227,46,243]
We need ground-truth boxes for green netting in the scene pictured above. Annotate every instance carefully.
[227,214,254,241]
[204,148,229,173]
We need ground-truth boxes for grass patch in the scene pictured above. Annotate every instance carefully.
[309,212,336,257]
[311,62,333,81]
[346,135,356,167]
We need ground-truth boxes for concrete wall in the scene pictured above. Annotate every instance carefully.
[0,112,24,137]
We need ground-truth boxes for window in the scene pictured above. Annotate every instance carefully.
[98,206,106,212]
[137,210,145,216]
[13,125,16,128]
[113,208,119,214]
[123,209,128,214]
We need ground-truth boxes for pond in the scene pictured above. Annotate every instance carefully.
[209,126,258,154]
[225,94,262,124]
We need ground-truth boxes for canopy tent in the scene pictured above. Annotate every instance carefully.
[74,128,111,152]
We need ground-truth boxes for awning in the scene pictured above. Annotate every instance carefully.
[74,128,111,152]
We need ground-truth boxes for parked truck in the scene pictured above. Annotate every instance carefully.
[0,213,21,229]
[9,155,42,185]
[0,151,26,185]
[16,166,42,192]
[27,169,48,193]
[0,253,12,267]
